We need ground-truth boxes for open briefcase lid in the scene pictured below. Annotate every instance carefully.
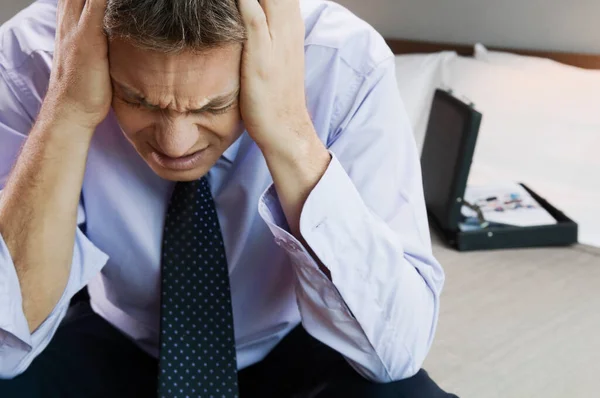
[420,89,482,232]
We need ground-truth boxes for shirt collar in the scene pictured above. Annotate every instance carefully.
[220,132,245,163]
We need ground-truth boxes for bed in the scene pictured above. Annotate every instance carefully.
[388,39,600,398]
[389,38,600,248]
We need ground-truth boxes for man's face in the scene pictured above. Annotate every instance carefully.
[108,39,244,181]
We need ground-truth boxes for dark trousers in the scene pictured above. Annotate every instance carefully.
[0,302,457,398]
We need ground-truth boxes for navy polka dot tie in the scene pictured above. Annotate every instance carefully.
[158,178,239,398]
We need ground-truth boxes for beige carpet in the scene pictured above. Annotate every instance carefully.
[424,233,600,397]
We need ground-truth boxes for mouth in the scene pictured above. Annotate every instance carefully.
[150,147,208,171]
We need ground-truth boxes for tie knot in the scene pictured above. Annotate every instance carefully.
[170,177,211,205]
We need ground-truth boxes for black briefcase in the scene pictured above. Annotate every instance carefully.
[420,89,578,251]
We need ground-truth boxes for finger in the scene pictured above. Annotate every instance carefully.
[260,0,302,38]
[80,0,108,31]
[238,0,271,47]
[57,0,86,32]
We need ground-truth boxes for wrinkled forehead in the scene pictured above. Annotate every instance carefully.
[108,38,242,103]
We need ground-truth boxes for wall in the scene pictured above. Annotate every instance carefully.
[337,0,600,54]
[0,0,32,24]
[3,0,600,54]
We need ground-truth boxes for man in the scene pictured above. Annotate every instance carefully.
[0,0,454,396]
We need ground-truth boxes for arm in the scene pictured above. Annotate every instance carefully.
[237,0,332,275]
[260,57,444,382]
[237,0,443,382]
[0,0,110,334]
[0,0,111,378]
[0,105,95,332]
[0,108,108,378]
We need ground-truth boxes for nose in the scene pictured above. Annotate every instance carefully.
[155,118,199,158]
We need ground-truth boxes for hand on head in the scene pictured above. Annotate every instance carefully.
[44,0,112,131]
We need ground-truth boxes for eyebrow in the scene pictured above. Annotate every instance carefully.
[111,79,239,113]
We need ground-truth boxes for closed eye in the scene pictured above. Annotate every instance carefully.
[120,96,235,115]
[196,103,236,116]
[122,98,143,109]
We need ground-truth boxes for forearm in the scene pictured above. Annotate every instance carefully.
[260,123,330,236]
[0,108,94,332]
[260,124,332,276]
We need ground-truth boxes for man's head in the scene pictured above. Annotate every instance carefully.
[104,0,246,181]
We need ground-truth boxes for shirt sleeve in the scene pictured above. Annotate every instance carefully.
[0,66,109,379]
[258,56,445,382]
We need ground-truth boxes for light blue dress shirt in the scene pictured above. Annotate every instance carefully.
[0,0,444,382]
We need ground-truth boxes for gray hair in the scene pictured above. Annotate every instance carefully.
[103,0,247,53]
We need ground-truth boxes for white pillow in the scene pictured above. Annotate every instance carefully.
[394,51,456,152]
[474,43,593,75]
[444,56,600,247]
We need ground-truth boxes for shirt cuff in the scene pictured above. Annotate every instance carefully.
[0,232,32,349]
[257,152,378,318]
[0,227,109,377]
[258,152,343,277]
[258,152,371,282]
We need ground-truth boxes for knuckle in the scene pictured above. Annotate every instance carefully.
[248,14,267,29]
